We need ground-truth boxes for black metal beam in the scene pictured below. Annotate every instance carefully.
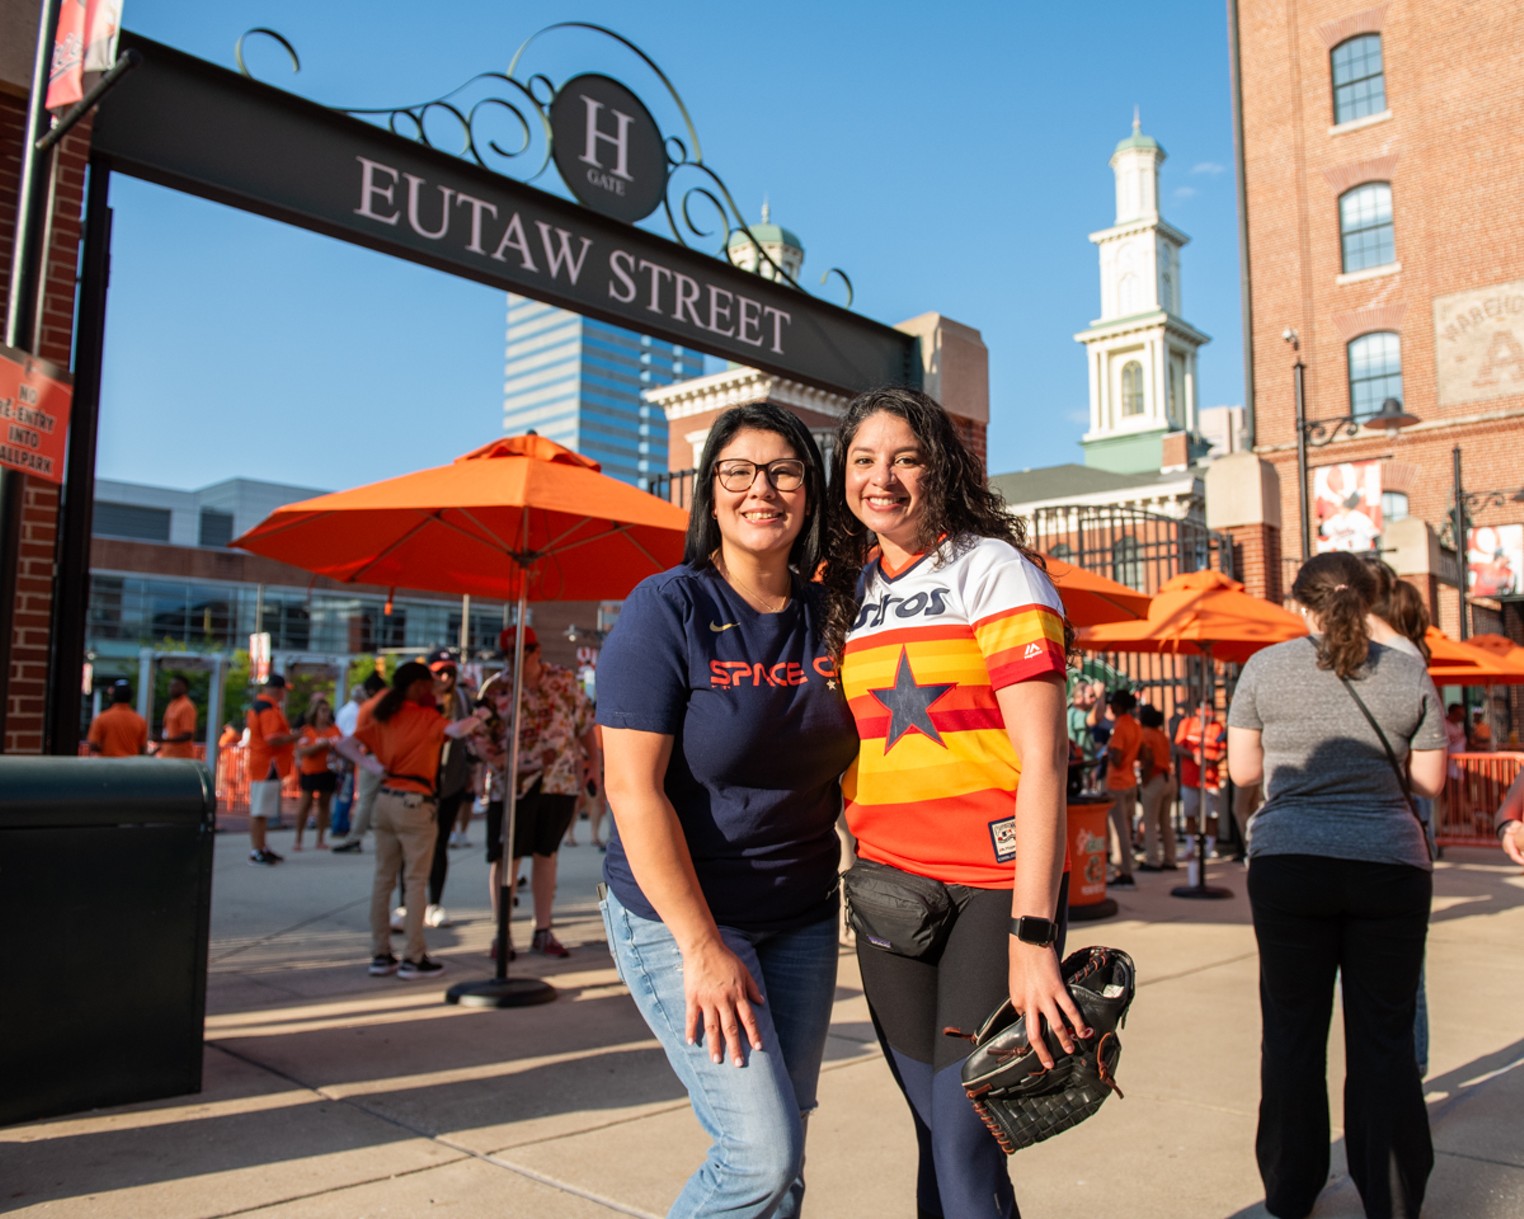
[45,162,111,754]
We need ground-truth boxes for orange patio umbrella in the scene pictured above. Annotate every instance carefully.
[232,434,690,1009]
[1077,570,1307,901]
[1425,629,1524,686]
[1076,569,1308,663]
[230,434,689,602]
[1043,557,1152,626]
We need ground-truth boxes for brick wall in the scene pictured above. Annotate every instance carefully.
[1225,521,1284,604]
[1,93,91,753]
[1238,1,1524,600]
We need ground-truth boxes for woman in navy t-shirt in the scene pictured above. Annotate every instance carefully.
[598,402,856,1219]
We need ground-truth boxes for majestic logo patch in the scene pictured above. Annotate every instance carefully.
[1023,642,1044,659]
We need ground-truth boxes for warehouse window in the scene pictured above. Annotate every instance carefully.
[1339,183,1395,273]
[1331,34,1386,125]
[1348,332,1403,420]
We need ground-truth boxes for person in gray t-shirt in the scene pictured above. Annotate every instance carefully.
[1226,551,1447,1219]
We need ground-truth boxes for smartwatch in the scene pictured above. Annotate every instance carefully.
[1009,916,1057,947]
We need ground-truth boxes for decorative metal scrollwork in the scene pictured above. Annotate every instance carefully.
[235,23,855,307]
[1301,416,1363,449]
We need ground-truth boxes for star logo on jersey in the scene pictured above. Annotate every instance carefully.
[869,647,955,751]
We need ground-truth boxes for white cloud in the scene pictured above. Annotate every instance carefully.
[1172,185,1199,201]
[1065,408,1090,426]
[1190,161,1226,176]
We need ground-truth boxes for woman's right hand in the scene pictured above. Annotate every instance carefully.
[681,935,766,1067]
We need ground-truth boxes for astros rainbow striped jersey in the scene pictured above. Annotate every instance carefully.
[842,536,1067,887]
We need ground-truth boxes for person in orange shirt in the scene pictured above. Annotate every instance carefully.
[336,661,488,980]
[87,681,148,757]
[1104,689,1142,888]
[293,697,342,851]
[246,674,298,866]
[1175,698,1227,856]
[1135,704,1177,871]
[158,674,198,760]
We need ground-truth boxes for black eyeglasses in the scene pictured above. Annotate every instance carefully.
[713,459,807,492]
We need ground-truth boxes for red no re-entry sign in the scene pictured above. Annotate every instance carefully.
[0,343,72,484]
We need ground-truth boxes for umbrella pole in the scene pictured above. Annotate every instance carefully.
[447,534,556,1008]
[1173,649,1233,901]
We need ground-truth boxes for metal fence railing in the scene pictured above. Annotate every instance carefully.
[1438,751,1521,847]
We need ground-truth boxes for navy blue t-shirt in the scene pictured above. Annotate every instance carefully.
[597,563,857,933]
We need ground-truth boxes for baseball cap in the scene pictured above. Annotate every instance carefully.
[425,647,459,673]
[498,626,538,655]
[264,673,287,689]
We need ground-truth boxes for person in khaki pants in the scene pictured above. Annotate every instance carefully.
[336,662,487,980]
[1136,704,1177,871]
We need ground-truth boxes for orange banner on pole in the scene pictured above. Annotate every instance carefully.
[0,343,73,483]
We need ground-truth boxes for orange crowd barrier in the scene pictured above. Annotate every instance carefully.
[1437,752,1522,848]
[213,744,301,816]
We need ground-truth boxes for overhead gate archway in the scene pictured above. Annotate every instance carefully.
[42,29,921,750]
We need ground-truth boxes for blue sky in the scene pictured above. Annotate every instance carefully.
[97,0,1243,490]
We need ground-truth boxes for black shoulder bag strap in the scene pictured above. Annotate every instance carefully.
[1318,639,1434,861]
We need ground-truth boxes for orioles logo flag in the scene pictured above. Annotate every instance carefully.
[46,0,123,111]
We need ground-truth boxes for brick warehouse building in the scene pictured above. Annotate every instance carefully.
[1230,0,1524,641]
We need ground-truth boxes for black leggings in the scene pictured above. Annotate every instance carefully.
[1249,854,1431,1219]
[856,875,1069,1219]
[427,790,468,906]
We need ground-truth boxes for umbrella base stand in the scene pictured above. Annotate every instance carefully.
[1170,882,1234,901]
[1069,897,1119,921]
[445,976,557,1008]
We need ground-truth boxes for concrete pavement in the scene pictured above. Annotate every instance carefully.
[3,818,1522,1217]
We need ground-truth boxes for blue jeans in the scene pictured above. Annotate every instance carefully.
[601,887,838,1218]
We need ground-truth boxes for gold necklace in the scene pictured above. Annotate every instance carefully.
[716,554,791,613]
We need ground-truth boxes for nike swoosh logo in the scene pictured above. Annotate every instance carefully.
[709,622,739,633]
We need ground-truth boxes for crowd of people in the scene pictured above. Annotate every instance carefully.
[78,388,1524,1219]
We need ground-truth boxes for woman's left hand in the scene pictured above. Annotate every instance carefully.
[1008,941,1090,1071]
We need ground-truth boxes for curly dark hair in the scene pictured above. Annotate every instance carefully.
[681,401,826,575]
[820,386,1066,659]
[1292,551,1377,679]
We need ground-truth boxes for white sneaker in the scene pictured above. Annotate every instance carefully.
[424,904,451,928]
[390,905,406,932]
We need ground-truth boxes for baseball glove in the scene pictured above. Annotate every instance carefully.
[951,945,1136,1154]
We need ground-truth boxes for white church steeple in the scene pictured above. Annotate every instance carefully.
[1074,115,1210,474]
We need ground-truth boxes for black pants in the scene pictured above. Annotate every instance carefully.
[1248,854,1432,1219]
[855,875,1068,1219]
[427,790,468,906]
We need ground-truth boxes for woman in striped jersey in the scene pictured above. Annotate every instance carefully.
[823,387,1085,1219]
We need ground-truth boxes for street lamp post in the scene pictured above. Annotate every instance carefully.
[1285,330,1421,558]
[1449,444,1524,639]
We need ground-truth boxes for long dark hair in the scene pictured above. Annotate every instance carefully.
[1292,551,1377,678]
[821,386,1058,659]
[1362,554,1431,658]
[373,661,432,723]
[681,401,826,575]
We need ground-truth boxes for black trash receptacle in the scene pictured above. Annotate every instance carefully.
[0,756,215,1126]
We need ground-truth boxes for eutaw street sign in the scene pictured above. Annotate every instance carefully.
[90,34,917,396]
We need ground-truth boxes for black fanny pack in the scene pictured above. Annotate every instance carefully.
[841,858,955,959]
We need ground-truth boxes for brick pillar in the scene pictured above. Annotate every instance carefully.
[1,89,91,753]
[1224,521,1284,604]
[1206,451,1284,601]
